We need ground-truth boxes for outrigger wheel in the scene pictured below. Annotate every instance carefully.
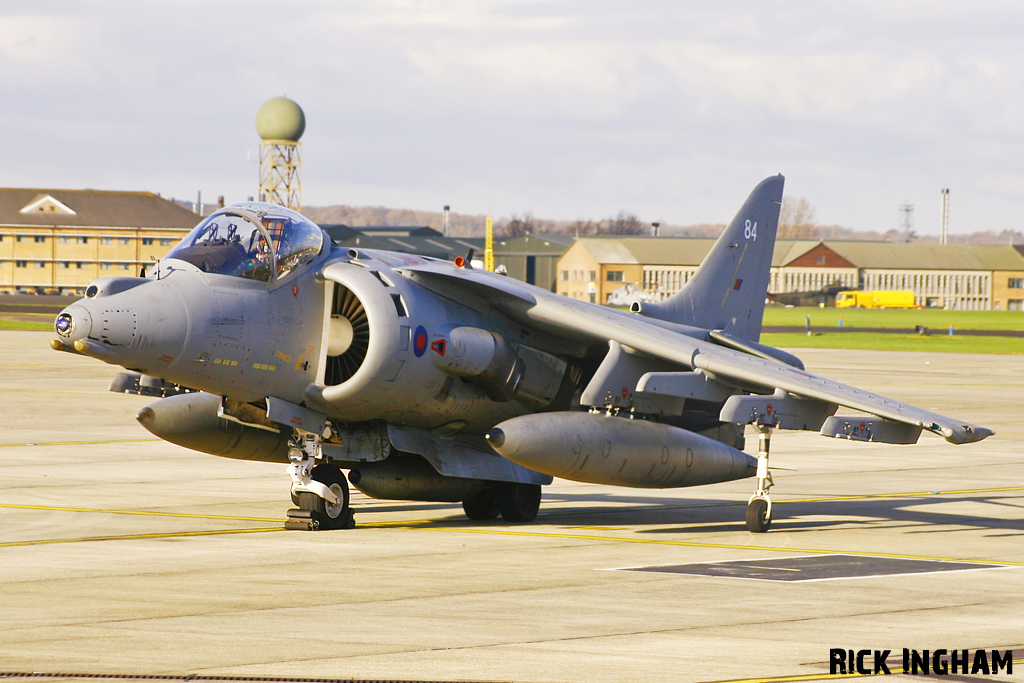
[746,497,771,533]
[745,425,774,533]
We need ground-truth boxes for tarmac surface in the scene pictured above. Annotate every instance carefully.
[1,330,1023,683]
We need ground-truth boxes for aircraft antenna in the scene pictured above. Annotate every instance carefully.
[485,217,495,271]
[256,97,305,212]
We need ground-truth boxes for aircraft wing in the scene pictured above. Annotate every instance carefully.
[399,263,993,445]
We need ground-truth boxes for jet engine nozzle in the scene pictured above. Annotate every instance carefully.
[489,411,756,489]
[433,327,524,402]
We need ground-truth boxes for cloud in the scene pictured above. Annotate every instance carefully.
[1,1,1023,232]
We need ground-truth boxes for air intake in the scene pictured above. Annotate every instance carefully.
[324,284,370,386]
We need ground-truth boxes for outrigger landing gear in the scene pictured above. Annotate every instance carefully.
[745,425,774,533]
[285,431,355,531]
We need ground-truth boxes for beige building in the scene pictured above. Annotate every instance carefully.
[557,237,1024,311]
[0,189,201,294]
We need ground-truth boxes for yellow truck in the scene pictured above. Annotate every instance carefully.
[835,290,918,309]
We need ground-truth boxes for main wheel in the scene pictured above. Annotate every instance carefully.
[462,487,501,520]
[495,482,541,522]
[298,463,353,530]
[745,498,771,533]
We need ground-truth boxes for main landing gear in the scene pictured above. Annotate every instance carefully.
[745,425,773,533]
[285,431,355,531]
[462,482,542,522]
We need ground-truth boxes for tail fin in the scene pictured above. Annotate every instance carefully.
[634,174,784,342]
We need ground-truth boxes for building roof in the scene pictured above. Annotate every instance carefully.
[568,236,1024,272]
[572,237,819,267]
[321,224,483,260]
[823,241,1024,271]
[0,188,201,229]
[495,233,574,255]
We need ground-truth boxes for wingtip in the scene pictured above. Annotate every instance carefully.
[945,424,995,444]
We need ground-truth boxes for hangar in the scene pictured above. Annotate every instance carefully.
[0,189,200,294]
[557,237,1024,311]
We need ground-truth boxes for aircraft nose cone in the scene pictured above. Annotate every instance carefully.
[54,304,93,342]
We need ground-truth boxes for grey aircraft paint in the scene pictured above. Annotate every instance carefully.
[51,178,993,532]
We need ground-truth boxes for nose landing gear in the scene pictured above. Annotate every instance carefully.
[285,431,355,530]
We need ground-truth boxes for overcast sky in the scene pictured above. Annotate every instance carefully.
[2,1,1022,236]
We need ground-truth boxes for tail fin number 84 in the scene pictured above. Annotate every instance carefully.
[744,219,757,241]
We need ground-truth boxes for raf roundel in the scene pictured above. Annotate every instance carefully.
[413,326,428,357]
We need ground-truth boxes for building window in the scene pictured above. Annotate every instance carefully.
[142,238,154,246]
[34,235,46,243]
[160,238,172,246]
[59,262,69,269]
[77,236,88,244]
[1009,299,1023,311]
[589,270,596,282]
[589,293,596,303]
[36,261,46,268]
[816,255,826,265]
[121,263,132,270]
[101,237,113,245]
[1009,278,1024,289]
[15,260,26,268]
[76,262,84,269]
[560,270,568,281]
[120,237,131,245]
[16,235,24,242]
[607,270,624,282]
[100,262,113,270]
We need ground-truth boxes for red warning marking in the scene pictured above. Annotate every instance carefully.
[431,339,447,356]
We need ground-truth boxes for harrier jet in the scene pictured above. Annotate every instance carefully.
[51,175,992,532]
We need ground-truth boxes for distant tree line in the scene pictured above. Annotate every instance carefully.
[303,199,1024,245]
[496,211,649,238]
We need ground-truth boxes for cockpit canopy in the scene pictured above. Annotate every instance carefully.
[165,203,324,283]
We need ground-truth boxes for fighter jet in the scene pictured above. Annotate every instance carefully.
[50,175,992,532]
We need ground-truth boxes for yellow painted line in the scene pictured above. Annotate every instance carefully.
[0,388,112,395]
[0,526,284,548]
[704,673,860,683]
[0,503,437,527]
[0,438,160,448]
[0,503,283,523]
[436,527,1024,567]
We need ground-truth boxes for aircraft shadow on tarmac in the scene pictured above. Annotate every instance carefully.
[362,489,1023,537]
[632,493,1024,536]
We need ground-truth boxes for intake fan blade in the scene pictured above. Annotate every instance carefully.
[325,284,370,385]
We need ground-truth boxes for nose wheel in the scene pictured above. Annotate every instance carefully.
[285,432,355,530]
[746,426,773,533]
